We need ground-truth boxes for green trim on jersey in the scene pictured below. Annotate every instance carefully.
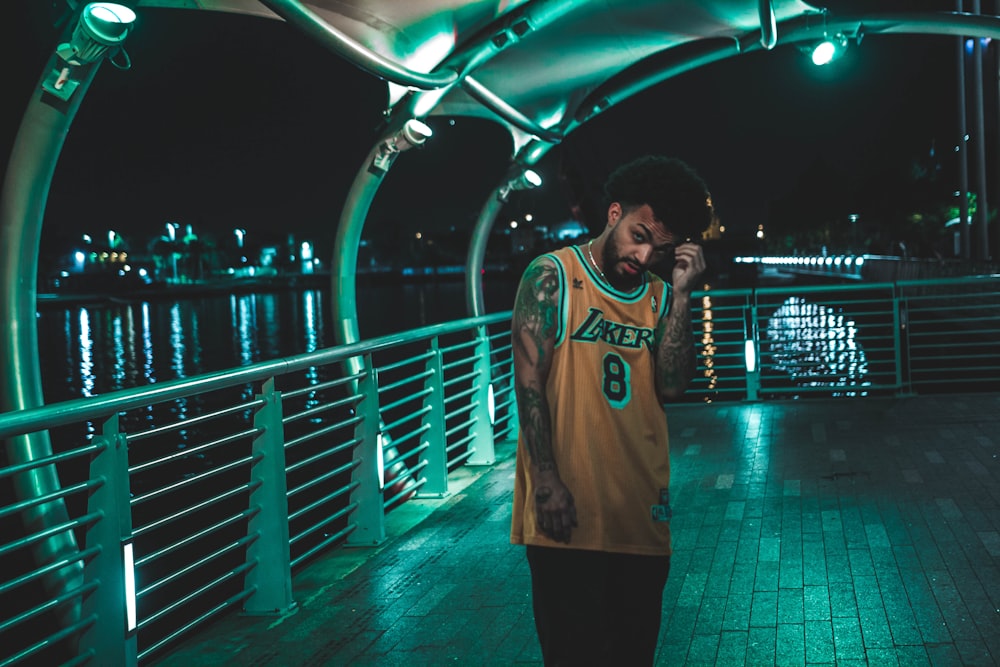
[541,252,569,347]
[569,245,650,303]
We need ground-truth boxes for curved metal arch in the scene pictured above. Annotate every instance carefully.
[0,52,103,638]
[571,11,1000,130]
[256,0,459,89]
[465,10,1000,318]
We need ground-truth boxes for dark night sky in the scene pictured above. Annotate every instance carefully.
[0,1,975,256]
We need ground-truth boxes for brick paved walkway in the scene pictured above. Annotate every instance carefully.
[156,393,1000,666]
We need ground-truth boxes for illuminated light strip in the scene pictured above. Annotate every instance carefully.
[123,541,137,633]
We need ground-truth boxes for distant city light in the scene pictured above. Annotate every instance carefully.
[510,221,518,229]
[525,213,533,222]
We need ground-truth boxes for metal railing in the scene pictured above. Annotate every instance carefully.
[1,275,999,664]
[0,312,516,666]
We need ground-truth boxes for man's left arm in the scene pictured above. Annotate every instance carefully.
[654,243,705,402]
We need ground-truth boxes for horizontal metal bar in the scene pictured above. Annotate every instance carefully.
[383,477,426,509]
[128,400,265,444]
[0,545,98,597]
[494,396,516,414]
[380,387,432,414]
[282,396,361,426]
[130,428,258,474]
[490,367,513,383]
[0,614,96,667]
[288,482,358,523]
[287,463,359,503]
[403,443,431,462]
[440,340,480,358]
[136,508,257,568]
[488,328,510,342]
[0,579,97,635]
[0,441,103,480]
[131,456,253,507]
[449,447,476,467]
[444,416,477,439]
[289,501,360,546]
[0,478,101,522]
[281,394,362,424]
[286,438,362,476]
[281,374,361,401]
[0,512,101,559]
[443,370,479,388]
[378,350,435,375]
[133,483,257,538]
[444,387,478,408]
[139,561,255,629]
[384,424,430,450]
[137,587,255,662]
[381,406,432,435]
[446,433,477,453]
[285,417,363,451]
[139,536,256,599]
[0,311,512,440]
[59,648,97,667]
[378,369,434,394]
[493,411,516,429]
[290,523,357,570]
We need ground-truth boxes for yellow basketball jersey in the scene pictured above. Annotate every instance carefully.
[510,245,674,556]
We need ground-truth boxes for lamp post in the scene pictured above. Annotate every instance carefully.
[234,228,246,265]
[165,222,179,282]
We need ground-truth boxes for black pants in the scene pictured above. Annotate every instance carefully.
[526,546,671,667]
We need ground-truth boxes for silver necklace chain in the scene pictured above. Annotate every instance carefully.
[587,241,607,283]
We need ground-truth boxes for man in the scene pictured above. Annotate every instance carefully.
[510,155,712,665]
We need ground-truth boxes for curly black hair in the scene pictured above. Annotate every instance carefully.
[603,155,713,239]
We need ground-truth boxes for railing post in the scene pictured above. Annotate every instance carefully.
[243,378,295,615]
[347,358,385,546]
[79,414,136,667]
[468,326,496,465]
[417,336,449,498]
[893,283,912,396]
[745,293,761,401]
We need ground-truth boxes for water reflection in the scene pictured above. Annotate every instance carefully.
[765,296,869,396]
[142,303,155,383]
[699,293,718,402]
[232,294,256,366]
[39,283,504,405]
[77,308,95,397]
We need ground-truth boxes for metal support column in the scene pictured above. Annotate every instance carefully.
[78,414,136,667]
[0,48,104,631]
[346,360,385,546]
[972,0,991,260]
[416,338,448,498]
[244,378,295,615]
[467,326,496,465]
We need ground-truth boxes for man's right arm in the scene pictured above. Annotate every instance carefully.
[512,256,577,543]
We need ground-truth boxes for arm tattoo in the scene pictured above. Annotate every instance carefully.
[654,294,696,400]
[512,259,560,470]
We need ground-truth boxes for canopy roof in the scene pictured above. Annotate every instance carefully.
[125,1,1000,152]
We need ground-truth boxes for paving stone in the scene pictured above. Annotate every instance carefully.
[152,394,1000,666]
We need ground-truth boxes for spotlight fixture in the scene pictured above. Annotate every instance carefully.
[58,3,136,66]
[809,33,847,66]
[369,119,433,174]
[497,169,542,202]
[43,2,136,101]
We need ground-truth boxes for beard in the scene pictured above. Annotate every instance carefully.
[601,229,644,290]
